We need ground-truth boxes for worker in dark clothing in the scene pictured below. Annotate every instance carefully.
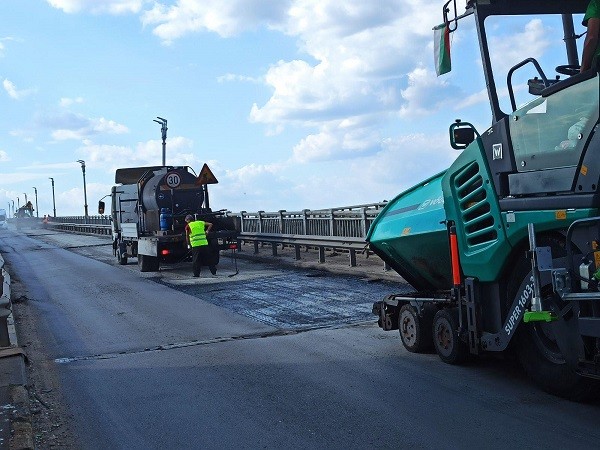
[185,214,216,277]
[581,0,600,72]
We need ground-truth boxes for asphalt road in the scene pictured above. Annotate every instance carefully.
[2,228,600,449]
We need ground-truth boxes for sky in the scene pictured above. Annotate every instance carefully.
[0,1,587,217]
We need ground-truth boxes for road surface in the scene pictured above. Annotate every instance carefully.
[1,228,599,449]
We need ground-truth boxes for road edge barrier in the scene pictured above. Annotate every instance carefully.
[0,254,16,347]
[0,253,34,450]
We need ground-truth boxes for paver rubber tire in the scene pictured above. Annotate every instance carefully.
[507,235,600,401]
[432,308,468,365]
[398,304,433,353]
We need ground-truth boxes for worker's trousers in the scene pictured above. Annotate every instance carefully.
[191,245,216,276]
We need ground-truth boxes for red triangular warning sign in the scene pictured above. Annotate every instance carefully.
[195,163,219,185]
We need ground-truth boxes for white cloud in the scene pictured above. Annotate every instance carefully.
[142,0,442,132]
[217,73,262,84]
[3,79,35,100]
[8,129,35,143]
[49,115,129,141]
[455,89,489,110]
[0,172,43,185]
[0,37,18,57]
[59,97,84,107]
[242,0,445,163]
[0,151,9,162]
[489,19,551,74]
[211,131,458,212]
[56,182,115,216]
[46,0,144,14]
[18,162,78,171]
[77,136,200,173]
[292,122,380,163]
[399,66,455,117]
[142,0,292,41]
[215,162,292,212]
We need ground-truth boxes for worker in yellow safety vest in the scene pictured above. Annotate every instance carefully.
[185,215,216,277]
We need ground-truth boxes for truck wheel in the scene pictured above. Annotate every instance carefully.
[398,304,432,353]
[138,254,160,272]
[117,242,128,265]
[433,308,468,364]
[508,236,598,401]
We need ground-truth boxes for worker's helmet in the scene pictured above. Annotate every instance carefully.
[185,215,193,222]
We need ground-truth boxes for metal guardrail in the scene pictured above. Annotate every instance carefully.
[240,232,368,266]
[45,202,389,267]
[50,215,111,225]
[46,222,112,235]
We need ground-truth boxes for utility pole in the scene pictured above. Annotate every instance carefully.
[153,117,168,166]
[32,187,38,218]
[77,160,89,221]
[49,177,56,217]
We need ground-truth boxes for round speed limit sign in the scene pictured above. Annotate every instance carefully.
[165,172,181,189]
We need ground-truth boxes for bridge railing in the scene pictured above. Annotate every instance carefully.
[45,202,389,267]
[50,215,111,225]
[236,202,386,237]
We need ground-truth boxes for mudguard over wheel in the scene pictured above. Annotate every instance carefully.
[398,304,433,353]
[138,254,160,272]
[433,308,468,364]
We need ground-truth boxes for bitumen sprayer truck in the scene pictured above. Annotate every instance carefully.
[368,0,600,400]
[104,165,238,272]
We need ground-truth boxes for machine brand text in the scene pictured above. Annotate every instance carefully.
[504,276,534,336]
[418,196,444,210]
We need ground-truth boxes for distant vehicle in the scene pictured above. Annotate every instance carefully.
[13,202,39,230]
[0,209,6,230]
[14,202,34,218]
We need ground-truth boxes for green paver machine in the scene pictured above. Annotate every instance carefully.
[368,0,600,400]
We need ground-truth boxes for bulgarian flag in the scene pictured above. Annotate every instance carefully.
[434,23,451,76]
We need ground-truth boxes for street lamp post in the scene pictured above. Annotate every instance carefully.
[23,193,27,205]
[49,177,56,217]
[77,160,89,221]
[11,201,14,218]
[153,116,168,166]
[32,187,38,218]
